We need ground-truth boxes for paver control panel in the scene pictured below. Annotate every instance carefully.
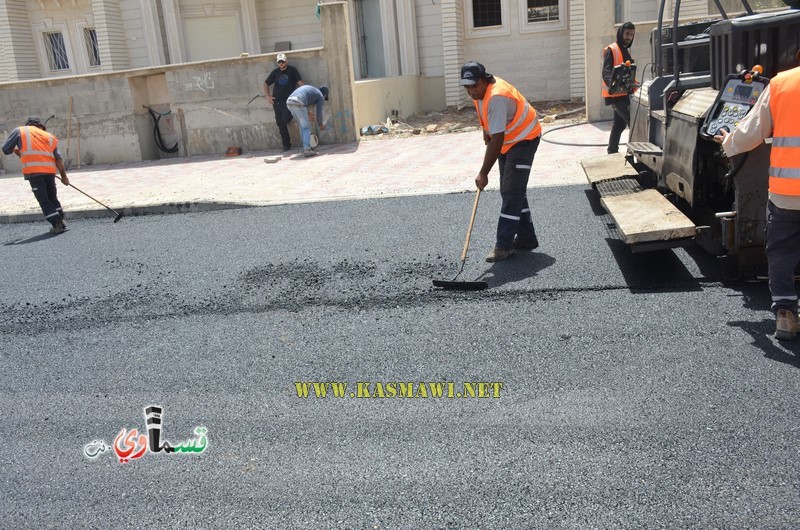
[701,72,768,139]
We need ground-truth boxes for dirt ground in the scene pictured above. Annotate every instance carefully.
[359,99,587,140]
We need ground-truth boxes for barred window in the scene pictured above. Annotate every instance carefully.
[83,27,101,67]
[527,0,559,23]
[473,0,502,28]
[43,31,69,71]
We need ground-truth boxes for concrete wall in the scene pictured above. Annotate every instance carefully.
[0,3,358,174]
[121,0,151,68]
[354,76,421,127]
[584,2,617,122]
[416,0,444,77]
[255,0,323,54]
[420,76,446,112]
[0,74,142,172]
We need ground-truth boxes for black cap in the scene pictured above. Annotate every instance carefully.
[320,86,329,101]
[25,116,45,129]
[459,61,492,86]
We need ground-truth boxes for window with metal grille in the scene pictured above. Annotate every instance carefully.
[83,27,101,67]
[473,0,502,28]
[43,31,69,71]
[527,0,559,23]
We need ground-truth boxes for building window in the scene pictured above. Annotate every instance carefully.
[473,0,502,27]
[43,31,70,71]
[519,0,566,33]
[83,27,101,67]
[527,0,559,22]
[465,0,509,38]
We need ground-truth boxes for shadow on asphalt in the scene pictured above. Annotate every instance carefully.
[3,231,57,245]
[583,185,724,291]
[604,239,710,291]
[727,284,800,369]
[729,317,800,369]
[479,251,556,288]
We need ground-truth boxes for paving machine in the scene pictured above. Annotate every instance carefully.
[583,0,800,279]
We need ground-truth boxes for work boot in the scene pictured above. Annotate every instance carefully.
[303,149,318,157]
[281,146,292,152]
[513,235,539,250]
[49,221,66,235]
[485,247,514,262]
[775,309,797,341]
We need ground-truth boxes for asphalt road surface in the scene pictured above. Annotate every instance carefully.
[2,186,799,528]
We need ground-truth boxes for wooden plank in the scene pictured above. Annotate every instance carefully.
[581,152,637,186]
[601,189,696,244]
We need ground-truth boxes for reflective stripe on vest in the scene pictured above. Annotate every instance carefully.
[768,66,800,196]
[474,77,541,154]
[19,126,58,175]
[601,42,627,99]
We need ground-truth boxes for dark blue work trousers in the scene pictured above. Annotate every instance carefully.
[27,173,64,225]
[608,96,630,154]
[273,100,294,149]
[495,136,540,250]
[766,200,800,313]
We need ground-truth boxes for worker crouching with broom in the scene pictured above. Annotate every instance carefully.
[2,116,70,234]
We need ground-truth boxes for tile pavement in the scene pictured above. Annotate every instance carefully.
[0,121,625,223]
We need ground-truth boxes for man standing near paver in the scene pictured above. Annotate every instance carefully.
[265,53,304,152]
[460,61,542,262]
[2,116,70,234]
[715,58,800,340]
[602,22,637,155]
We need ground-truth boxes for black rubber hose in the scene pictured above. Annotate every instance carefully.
[145,106,179,154]
[540,119,618,147]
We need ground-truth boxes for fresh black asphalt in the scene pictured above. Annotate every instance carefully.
[2,185,799,528]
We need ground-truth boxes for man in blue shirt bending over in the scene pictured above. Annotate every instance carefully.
[286,85,329,157]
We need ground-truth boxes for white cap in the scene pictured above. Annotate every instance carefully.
[277,53,287,62]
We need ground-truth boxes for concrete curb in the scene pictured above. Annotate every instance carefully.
[0,201,256,224]
[0,188,491,224]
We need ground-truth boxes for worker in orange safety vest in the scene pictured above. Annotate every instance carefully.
[2,116,70,234]
[602,22,637,154]
[715,57,800,340]
[461,61,542,263]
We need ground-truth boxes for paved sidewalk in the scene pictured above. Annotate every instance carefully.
[0,121,624,223]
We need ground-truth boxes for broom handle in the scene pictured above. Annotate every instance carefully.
[460,188,481,263]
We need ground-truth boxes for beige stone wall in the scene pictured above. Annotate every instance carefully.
[353,76,422,127]
[0,3,358,173]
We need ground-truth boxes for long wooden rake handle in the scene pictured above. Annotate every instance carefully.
[460,188,481,264]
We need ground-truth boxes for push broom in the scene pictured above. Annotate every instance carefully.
[433,189,488,291]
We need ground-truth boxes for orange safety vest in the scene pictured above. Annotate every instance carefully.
[19,126,58,175]
[474,77,541,154]
[768,66,800,196]
[601,42,637,99]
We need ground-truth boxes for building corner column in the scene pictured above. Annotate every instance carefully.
[441,0,466,108]
[321,2,358,143]
[0,0,40,81]
[92,0,131,71]
[584,0,615,121]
